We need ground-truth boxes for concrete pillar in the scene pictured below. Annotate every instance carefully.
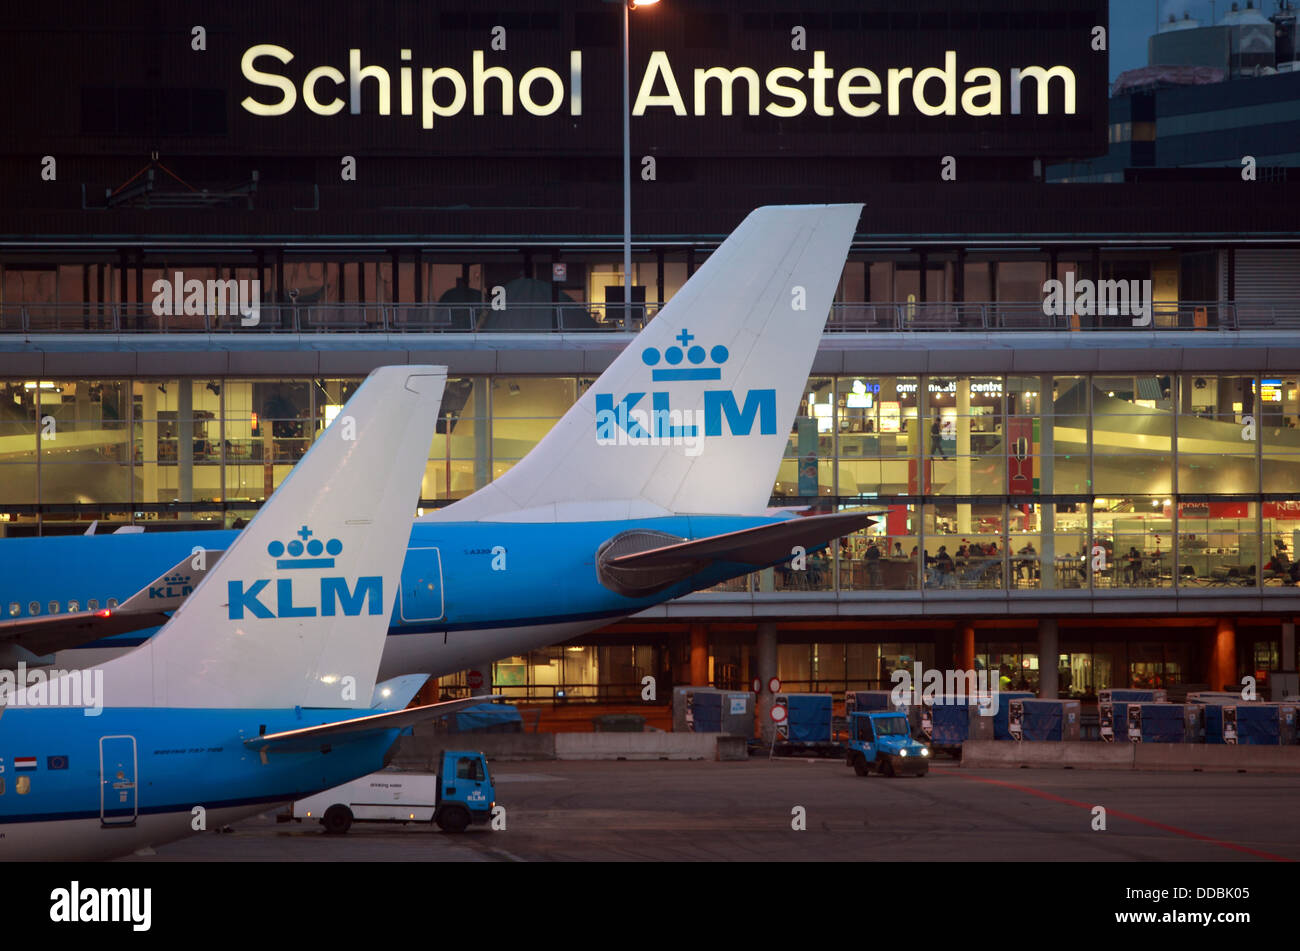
[74,380,92,424]
[757,621,777,743]
[956,380,971,534]
[689,623,709,687]
[934,627,953,671]
[958,623,975,672]
[473,381,490,491]
[881,377,901,459]
[261,392,276,499]
[140,386,158,504]
[1209,618,1237,692]
[1038,373,1056,589]
[1278,620,1299,701]
[177,382,193,503]
[1038,618,1059,699]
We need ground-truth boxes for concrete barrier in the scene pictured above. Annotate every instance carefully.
[1135,743,1300,773]
[961,740,1300,773]
[716,735,748,761]
[961,740,1135,770]
[395,732,744,763]
[392,734,557,767]
[555,732,720,760]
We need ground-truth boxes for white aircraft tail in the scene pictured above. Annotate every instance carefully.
[96,366,446,709]
[430,203,861,522]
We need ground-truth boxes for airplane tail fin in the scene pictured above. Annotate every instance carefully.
[429,203,862,522]
[115,549,225,614]
[98,366,446,709]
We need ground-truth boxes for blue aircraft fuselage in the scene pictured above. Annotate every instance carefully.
[0,705,401,860]
[0,515,782,676]
[0,515,782,858]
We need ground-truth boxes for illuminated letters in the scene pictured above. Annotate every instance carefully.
[1010,65,1075,115]
[304,65,345,115]
[241,44,296,116]
[240,47,1079,124]
[634,50,687,116]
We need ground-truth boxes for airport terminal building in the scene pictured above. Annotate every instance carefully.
[2,0,1298,705]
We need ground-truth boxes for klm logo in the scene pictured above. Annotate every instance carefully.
[149,572,193,600]
[595,329,776,441]
[227,526,383,620]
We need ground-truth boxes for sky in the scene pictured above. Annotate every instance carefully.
[1109,0,1277,81]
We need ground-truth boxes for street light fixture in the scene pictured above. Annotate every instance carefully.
[607,0,659,329]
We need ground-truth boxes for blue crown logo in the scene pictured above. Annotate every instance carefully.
[268,525,342,570]
[641,328,730,382]
[164,573,191,585]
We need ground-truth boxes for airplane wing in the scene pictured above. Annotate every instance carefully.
[0,549,224,658]
[596,509,881,596]
[244,696,498,754]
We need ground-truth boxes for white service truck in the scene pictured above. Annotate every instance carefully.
[288,751,495,834]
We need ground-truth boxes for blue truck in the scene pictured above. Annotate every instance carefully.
[290,750,496,833]
[845,711,932,777]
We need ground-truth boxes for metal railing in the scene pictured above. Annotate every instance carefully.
[0,301,663,334]
[436,681,662,706]
[826,301,1300,332]
[2,300,1298,334]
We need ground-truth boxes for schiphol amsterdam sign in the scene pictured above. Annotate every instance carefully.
[239,45,1079,128]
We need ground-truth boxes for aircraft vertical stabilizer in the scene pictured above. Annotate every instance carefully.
[91,366,446,709]
[425,203,861,522]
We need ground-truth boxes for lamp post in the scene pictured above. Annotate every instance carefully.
[611,0,658,329]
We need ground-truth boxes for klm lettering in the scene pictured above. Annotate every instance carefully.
[148,583,193,600]
[227,576,383,619]
[595,389,776,439]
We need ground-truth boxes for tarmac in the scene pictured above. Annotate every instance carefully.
[120,757,1300,862]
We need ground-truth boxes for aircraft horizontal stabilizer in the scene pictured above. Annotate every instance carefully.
[0,549,224,659]
[597,509,879,597]
[244,696,497,754]
[370,673,430,711]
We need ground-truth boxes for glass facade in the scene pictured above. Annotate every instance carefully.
[456,630,1228,701]
[2,371,1300,592]
[977,638,1196,698]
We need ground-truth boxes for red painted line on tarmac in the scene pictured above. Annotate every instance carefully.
[941,771,1293,862]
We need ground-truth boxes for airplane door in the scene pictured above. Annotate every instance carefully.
[399,548,444,622]
[99,735,138,826]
